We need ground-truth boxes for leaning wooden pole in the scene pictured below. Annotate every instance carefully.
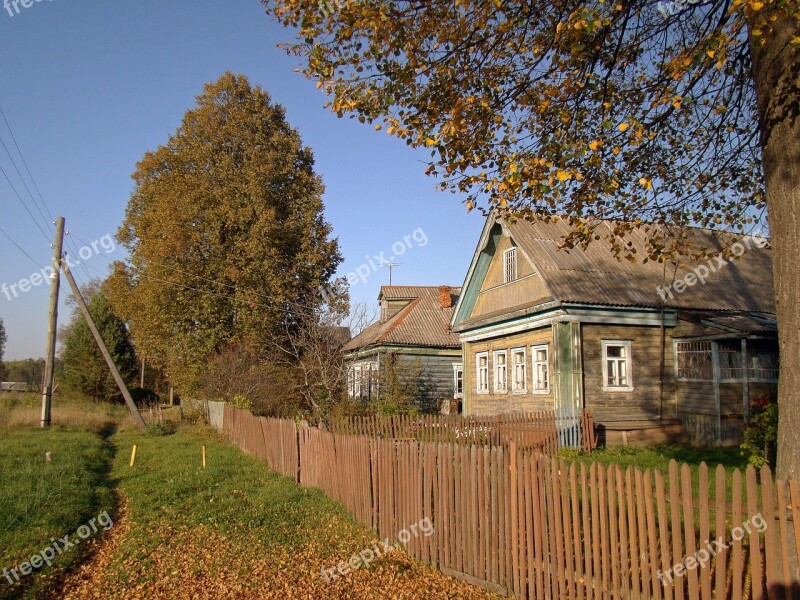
[60,259,147,430]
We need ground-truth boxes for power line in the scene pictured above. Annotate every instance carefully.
[0,105,95,282]
[0,225,44,269]
[0,163,52,244]
[0,103,55,222]
[0,133,52,232]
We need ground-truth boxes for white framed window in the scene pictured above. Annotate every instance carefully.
[493,350,508,393]
[476,352,489,394]
[503,247,517,283]
[453,364,464,399]
[349,365,362,398]
[531,344,550,393]
[511,348,526,393]
[602,340,633,391]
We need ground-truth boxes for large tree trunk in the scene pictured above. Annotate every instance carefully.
[749,15,800,482]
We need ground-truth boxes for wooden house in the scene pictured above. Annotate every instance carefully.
[343,285,463,413]
[451,214,778,446]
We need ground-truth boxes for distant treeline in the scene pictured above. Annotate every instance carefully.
[2,358,47,388]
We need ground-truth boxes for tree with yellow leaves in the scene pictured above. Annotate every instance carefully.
[267,0,799,477]
[107,73,342,395]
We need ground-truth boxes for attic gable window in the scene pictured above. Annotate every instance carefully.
[503,247,517,283]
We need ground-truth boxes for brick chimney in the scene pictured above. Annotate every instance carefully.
[438,285,453,309]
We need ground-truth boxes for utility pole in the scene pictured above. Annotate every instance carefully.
[60,259,147,430]
[40,216,65,428]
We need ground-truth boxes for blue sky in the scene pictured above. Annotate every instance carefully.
[0,0,484,360]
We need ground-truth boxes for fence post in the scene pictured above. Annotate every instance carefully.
[509,440,519,597]
[295,420,302,484]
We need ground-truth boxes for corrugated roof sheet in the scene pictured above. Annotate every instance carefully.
[344,286,462,351]
[505,218,775,313]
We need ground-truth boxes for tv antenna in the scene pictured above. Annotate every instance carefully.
[384,262,402,285]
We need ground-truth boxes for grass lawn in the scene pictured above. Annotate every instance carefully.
[558,444,751,501]
[0,427,116,599]
[52,425,499,599]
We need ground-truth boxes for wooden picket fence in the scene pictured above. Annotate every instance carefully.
[327,410,596,453]
[223,407,298,478]
[222,406,800,599]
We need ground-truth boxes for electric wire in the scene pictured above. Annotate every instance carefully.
[0,225,44,269]
[0,162,52,244]
[0,104,55,222]
[0,104,95,281]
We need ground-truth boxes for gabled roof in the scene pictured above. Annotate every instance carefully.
[343,286,461,352]
[452,214,775,329]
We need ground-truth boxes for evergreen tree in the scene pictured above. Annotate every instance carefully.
[60,291,138,402]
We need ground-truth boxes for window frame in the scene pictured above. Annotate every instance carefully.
[674,340,714,381]
[453,363,464,399]
[476,352,489,394]
[511,347,527,393]
[493,350,508,394]
[601,340,634,392]
[531,344,550,394]
[503,247,517,284]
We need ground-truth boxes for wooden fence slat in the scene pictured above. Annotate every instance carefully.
[560,458,576,600]
[532,453,546,600]
[634,469,650,600]
[714,465,727,600]
[698,463,712,600]
[608,465,621,600]
[645,470,663,600]
[732,468,744,600]
[774,480,792,595]
[669,461,685,600]
[543,453,557,599]
[760,466,779,600]
[681,464,699,600]
[581,462,594,600]
[523,451,534,600]
[570,462,583,600]
[552,457,567,600]
[616,466,631,600]
[598,463,610,600]
[747,465,764,600]
[626,466,642,600]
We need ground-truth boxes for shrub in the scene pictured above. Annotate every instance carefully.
[741,395,778,469]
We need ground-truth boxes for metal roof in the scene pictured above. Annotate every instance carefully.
[343,286,462,352]
[505,218,775,313]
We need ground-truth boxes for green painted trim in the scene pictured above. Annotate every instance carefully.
[452,224,503,328]
[556,322,573,412]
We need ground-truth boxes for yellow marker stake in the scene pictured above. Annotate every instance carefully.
[202,445,206,468]
[129,444,138,467]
